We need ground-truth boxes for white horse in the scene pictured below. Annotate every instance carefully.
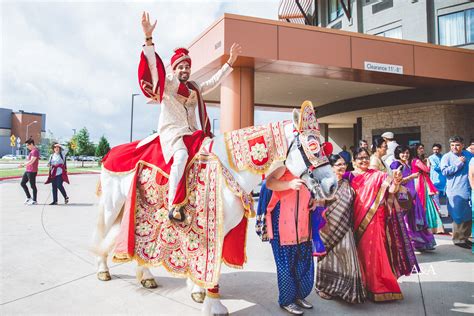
[93,102,338,315]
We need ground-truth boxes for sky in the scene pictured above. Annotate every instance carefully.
[1,0,285,146]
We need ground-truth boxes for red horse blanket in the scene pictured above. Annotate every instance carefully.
[102,132,253,288]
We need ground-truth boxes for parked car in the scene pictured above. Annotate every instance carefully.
[1,154,18,160]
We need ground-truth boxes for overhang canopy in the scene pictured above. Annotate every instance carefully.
[188,14,474,122]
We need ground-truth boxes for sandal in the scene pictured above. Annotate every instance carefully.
[316,289,333,300]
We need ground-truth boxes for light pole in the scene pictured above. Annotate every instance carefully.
[26,121,38,142]
[130,93,139,142]
[25,121,38,155]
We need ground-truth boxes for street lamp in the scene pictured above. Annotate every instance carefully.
[25,120,38,155]
[130,93,140,142]
[26,120,38,142]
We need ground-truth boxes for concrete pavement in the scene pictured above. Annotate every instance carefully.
[1,174,473,315]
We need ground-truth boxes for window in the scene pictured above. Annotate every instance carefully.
[372,0,393,14]
[332,21,342,29]
[376,26,402,39]
[438,9,474,46]
[328,0,344,22]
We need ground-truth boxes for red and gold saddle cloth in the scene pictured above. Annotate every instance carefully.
[224,121,289,174]
[106,135,254,289]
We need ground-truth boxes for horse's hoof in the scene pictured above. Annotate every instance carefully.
[168,207,186,223]
[191,291,206,303]
[141,278,158,289]
[97,271,111,281]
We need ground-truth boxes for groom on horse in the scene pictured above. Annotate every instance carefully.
[138,12,242,222]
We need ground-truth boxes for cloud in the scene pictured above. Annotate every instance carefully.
[1,0,280,146]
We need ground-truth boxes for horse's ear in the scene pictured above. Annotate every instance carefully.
[292,109,300,131]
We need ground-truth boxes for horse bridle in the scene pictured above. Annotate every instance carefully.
[284,132,329,181]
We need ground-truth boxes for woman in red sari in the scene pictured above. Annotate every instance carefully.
[347,147,418,302]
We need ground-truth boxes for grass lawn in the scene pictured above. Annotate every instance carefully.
[0,166,101,178]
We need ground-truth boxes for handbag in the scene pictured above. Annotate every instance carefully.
[396,187,413,211]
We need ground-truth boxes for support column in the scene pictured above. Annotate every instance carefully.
[320,123,329,142]
[220,67,254,133]
[355,117,362,145]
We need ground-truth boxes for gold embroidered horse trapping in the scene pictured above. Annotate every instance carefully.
[224,121,288,174]
[112,151,253,288]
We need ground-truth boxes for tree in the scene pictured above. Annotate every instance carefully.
[38,137,54,158]
[75,127,95,156]
[95,136,111,158]
[67,135,78,156]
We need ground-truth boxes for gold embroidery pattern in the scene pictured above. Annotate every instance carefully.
[221,165,255,218]
[355,178,391,242]
[224,121,288,174]
[126,156,224,288]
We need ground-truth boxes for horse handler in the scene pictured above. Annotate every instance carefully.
[138,11,241,222]
[265,166,316,315]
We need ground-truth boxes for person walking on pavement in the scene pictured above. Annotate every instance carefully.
[411,143,444,234]
[45,143,70,205]
[427,143,447,208]
[440,136,473,249]
[19,138,39,205]
[469,157,474,252]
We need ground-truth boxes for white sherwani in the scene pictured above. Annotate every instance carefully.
[143,46,233,163]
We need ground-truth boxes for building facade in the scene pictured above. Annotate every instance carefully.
[289,0,474,149]
[0,108,46,156]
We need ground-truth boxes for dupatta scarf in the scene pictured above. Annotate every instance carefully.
[352,170,418,279]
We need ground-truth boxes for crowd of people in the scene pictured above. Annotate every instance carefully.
[15,12,473,313]
[258,132,473,315]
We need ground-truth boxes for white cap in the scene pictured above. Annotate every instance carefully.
[381,132,394,139]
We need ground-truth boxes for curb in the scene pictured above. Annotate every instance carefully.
[0,171,100,182]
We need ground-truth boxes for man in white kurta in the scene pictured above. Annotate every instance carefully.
[381,131,399,173]
[138,12,241,222]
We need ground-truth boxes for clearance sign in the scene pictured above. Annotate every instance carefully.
[364,61,403,75]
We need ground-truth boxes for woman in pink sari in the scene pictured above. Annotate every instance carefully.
[347,147,418,302]
[411,143,444,233]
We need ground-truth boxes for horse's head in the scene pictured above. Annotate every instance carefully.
[284,101,338,200]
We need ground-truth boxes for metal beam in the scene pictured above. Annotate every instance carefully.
[295,0,312,25]
[339,0,352,20]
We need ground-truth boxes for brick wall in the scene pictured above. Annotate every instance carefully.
[362,104,473,150]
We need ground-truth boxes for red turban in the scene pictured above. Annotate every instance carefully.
[171,47,191,69]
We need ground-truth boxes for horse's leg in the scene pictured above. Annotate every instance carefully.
[93,172,131,281]
[94,200,124,281]
[187,278,206,303]
[202,285,228,316]
[201,186,244,315]
[136,265,158,289]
